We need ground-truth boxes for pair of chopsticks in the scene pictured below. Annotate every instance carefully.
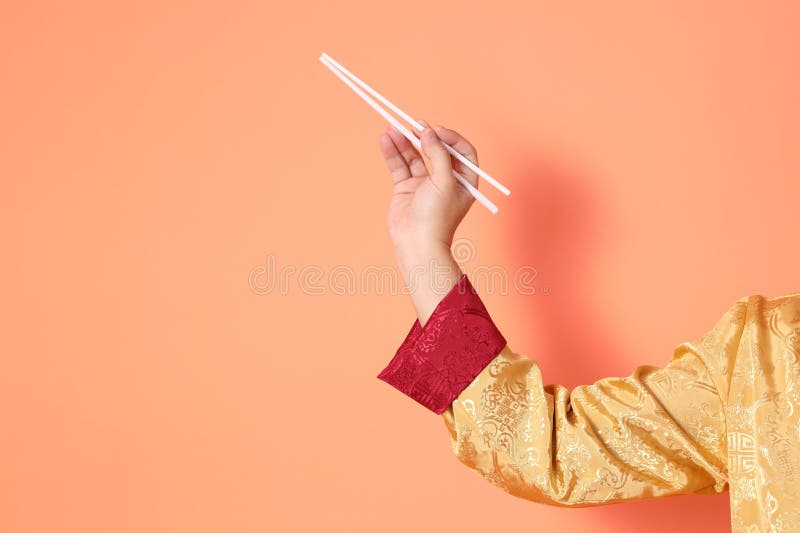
[319,52,510,214]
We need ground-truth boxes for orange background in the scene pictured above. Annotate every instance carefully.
[2,1,798,532]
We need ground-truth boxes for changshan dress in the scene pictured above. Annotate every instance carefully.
[377,274,800,532]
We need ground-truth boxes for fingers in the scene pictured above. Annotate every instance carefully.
[380,121,479,199]
[379,129,411,184]
[432,125,479,187]
[419,126,456,192]
[386,126,428,177]
[432,125,478,166]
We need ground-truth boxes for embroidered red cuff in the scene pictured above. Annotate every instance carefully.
[376,274,507,414]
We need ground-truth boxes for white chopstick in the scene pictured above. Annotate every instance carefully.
[321,53,510,197]
[319,54,501,214]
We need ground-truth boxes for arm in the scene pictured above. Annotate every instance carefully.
[375,122,748,506]
[378,272,748,506]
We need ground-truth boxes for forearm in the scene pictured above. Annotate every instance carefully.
[393,240,462,326]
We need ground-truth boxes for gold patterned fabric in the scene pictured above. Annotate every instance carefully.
[439,292,800,531]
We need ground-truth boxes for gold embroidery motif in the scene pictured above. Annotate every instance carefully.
[728,432,757,475]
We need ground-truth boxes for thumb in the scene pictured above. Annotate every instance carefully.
[420,125,454,190]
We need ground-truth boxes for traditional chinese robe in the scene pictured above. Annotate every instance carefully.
[378,275,800,532]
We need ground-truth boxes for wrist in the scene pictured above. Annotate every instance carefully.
[393,241,462,326]
[393,239,453,279]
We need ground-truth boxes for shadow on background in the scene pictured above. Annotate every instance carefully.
[502,155,731,531]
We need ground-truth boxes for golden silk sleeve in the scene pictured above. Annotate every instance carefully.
[439,297,750,507]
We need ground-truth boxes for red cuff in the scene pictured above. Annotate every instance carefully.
[377,274,507,414]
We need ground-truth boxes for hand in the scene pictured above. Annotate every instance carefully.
[378,122,481,324]
[379,122,479,251]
